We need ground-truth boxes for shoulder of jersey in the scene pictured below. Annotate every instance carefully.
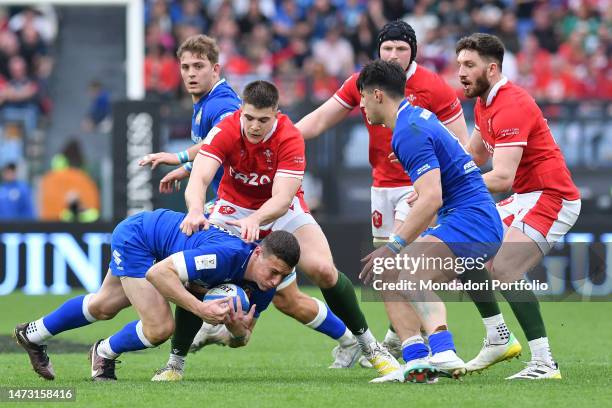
[276,114,302,140]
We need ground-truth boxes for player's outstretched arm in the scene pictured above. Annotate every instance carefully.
[482,146,523,193]
[295,97,352,140]
[394,169,443,244]
[181,153,221,236]
[227,176,301,242]
[145,256,230,324]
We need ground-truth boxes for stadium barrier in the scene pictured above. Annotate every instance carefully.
[0,220,609,298]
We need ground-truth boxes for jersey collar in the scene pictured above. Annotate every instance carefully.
[485,76,508,107]
[397,99,411,117]
[194,78,226,106]
[405,62,417,81]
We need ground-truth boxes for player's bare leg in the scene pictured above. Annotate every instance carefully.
[92,277,173,381]
[375,235,467,383]
[293,223,401,378]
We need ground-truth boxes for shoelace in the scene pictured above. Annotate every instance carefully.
[101,359,121,378]
[33,344,50,365]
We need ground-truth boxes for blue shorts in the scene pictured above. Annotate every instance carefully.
[422,202,504,261]
[109,212,155,278]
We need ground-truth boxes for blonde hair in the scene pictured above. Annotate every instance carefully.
[176,34,219,64]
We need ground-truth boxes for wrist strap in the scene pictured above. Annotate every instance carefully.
[183,162,193,172]
[386,234,407,254]
[176,150,189,164]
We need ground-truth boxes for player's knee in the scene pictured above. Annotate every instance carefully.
[307,262,337,289]
[143,320,174,345]
[88,297,119,321]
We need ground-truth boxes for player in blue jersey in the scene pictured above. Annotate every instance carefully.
[357,60,505,383]
[139,34,241,196]
[13,209,300,381]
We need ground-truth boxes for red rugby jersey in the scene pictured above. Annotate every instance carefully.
[199,111,306,209]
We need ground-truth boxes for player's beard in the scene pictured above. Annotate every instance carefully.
[465,71,491,98]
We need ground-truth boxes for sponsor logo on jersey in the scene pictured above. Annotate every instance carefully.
[293,156,304,164]
[419,109,432,120]
[218,205,236,215]
[112,249,122,265]
[229,166,272,186]
[194,254,217,270]
[416,163,431,176]
[463,160,478,173]
[499,127,520,138]
[372,210,383,228]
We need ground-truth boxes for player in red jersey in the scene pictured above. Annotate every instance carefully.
[164,80,400,382]
[296,21,473,363]
[457,33,581,380]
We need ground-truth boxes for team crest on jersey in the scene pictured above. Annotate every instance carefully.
[372,210,383,228]
[407,94,416,104]
[263,149,273,167]
[195,108,202,125]
[218,205,236,215]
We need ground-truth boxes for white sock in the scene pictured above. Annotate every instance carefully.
[383,328,400,344]
[337,328,356,347]
[528,337,554,365]
[96,338,119,360]
[483,314,510,344]
[355,329,376,353]
[401,334,425,348]
[167,353,185,371]
[25,319,53,345]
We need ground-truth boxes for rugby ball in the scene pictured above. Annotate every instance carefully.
[203,283,250,313]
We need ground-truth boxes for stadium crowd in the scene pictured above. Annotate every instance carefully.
[143,0,611,106]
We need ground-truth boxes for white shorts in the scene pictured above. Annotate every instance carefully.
[371,186,414,241]
[496,191,581,254]
[209,196,316,292]
[209,196,317,236]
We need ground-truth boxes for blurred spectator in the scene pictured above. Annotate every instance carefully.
[8,6,57,44]
[0,162,35,221]
[495,11,520,54]
[312,26,354,78]
[403,1,439,45]
[1,55,40,135]
[144,44,181,99]
[81,80,111,133]
[39,140,100,222]
[238,0,270,34]
[531,5,560,53]
[141,0,612,111]
[308,61,340,103]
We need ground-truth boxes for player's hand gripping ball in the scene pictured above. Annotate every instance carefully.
[203,284,250,313]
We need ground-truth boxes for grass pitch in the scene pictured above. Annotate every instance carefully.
[1,290,610,408]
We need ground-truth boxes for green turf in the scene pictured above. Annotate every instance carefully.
[1,290,610,408]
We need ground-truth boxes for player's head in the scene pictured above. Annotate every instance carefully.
[176,34,221,100]
[246,231,300,291]
[456,33,505,98]
[357,60,406,126]
[240,80,280,142]
[1,162,17,182]
[377,20,417,71]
